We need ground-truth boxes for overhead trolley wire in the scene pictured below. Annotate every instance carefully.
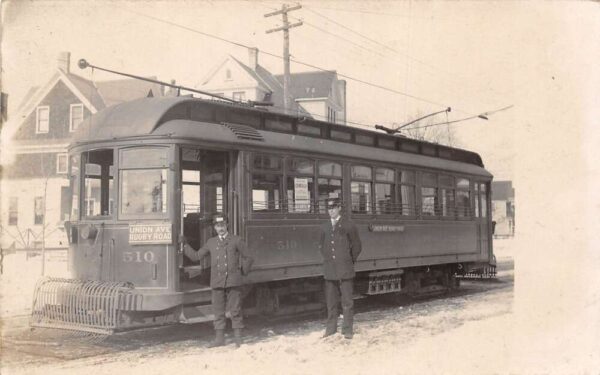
[117,6,460,113]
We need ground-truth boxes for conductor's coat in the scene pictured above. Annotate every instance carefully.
[318,218,362,280]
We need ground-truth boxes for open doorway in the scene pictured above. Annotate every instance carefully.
[180,147,229,291]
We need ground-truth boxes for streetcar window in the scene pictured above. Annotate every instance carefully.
[456,178,471,218]
[375,168,395,214]
[121,169,168,214]
[440,175,455,217]
[297,124,321,136]
[83,149,114,218]
[330,130,351,142]
[252,174,282,212]
[378,137,396,150]
[474,183,480,218]
[265,118,293,132]
[287,158,315,213]
[70,154,80,220]
[422,144,436,156]
[317,161,342,213]
[351,166,372,214]
[480,183,488,218]
[121,147,168,168]
[229,111,260,127]
[253,154,282,171]
[421,172,438,216]
[119,147,170,217]
[399,170,416,216]
[355,134,374,146]
[287,177,314,213]
[400,141,419,153]
[252,154,283,212]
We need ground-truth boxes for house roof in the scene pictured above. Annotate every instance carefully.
[95,77,163,107]
[274,70,337,99]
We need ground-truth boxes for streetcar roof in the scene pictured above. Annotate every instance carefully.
[72,97,490,175]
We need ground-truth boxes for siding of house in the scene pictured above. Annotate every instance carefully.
[13,81,91,141]
[4,152,66,179]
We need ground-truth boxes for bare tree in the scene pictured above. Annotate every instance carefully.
[395,110,456,147]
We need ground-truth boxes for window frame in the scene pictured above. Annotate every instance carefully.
[398,169,417,218]
[118,146,171,220]
[285,157,316,215]
[56,153,68,174]
[250,153,284,215]
[36,106,50,134]
[374,167,396,216]
[69,103,84,132]
[350,164,373,215]
[34,196,44,225]
[419,171,439,218]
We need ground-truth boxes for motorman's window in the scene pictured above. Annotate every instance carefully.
[119,147,168,216]
[399,170,416,216]
[456,178,471,218]
[351,165,372,214]
[375,168,395,214]
[440,175,455,217]
[474,183,480,218]
[480,183,488,218]
[286,158,315,213]
[252,154,283,212]
[421,172,438,216]
[317,161,342,213]
[83,149,114,217]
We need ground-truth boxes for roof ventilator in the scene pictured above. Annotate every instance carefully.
[221,122,264,141]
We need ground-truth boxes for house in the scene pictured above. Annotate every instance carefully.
[491,180,515,238]
[0,52,163,251]
[199,48,347,124]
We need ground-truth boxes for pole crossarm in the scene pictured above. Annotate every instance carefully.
[266,21,303,34]
[264,4,302,17]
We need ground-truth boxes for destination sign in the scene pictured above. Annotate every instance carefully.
[129,223,172,244]
[368,224,405,233]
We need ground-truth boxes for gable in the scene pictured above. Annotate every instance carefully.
[12,80,92,142]
[202,58,270,92]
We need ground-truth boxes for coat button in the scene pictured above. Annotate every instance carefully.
[332,255,336,259]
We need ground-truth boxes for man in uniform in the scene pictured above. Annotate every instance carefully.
[184,214,253,348]
[319,198,362,339]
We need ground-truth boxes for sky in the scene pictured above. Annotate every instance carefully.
[1,1,600,368]
[0,0,559,180]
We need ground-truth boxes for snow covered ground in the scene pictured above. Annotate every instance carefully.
[2,238,598,374]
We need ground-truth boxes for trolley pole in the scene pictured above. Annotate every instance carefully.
[265,3,302,114]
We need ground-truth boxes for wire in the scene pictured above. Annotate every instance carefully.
[117,6,456,111]
[406,105,514,130]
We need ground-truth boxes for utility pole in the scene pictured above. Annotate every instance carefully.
[265,3,303,114]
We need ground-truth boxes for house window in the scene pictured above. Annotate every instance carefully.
[34,197,44,225]
[225,69,232,80]
[8,197,18,225]
[36,106,50,133]
[232,91,246,101]
[57,153,68,174]
[70,104,84,132]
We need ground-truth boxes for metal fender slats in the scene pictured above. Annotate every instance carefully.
[30,277,133,334]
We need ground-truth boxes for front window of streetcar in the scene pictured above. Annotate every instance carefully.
[119,147,169,217]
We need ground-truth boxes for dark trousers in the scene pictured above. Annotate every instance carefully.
[324,279,354,334]
[212,287,243,330]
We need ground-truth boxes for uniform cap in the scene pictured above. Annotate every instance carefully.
[212,214,228,225]
[326,198,341,209]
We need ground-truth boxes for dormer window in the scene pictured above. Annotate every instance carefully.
[70,103,84,132]
[36,106,50,133]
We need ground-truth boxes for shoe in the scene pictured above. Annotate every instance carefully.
[233,328,243,348]
[208,329,225,348]
[322,330,336,338]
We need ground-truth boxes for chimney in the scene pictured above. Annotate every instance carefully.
[248,48,259,70]
[57,51,71,73]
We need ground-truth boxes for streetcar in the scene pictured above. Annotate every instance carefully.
[31,96,494,333]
